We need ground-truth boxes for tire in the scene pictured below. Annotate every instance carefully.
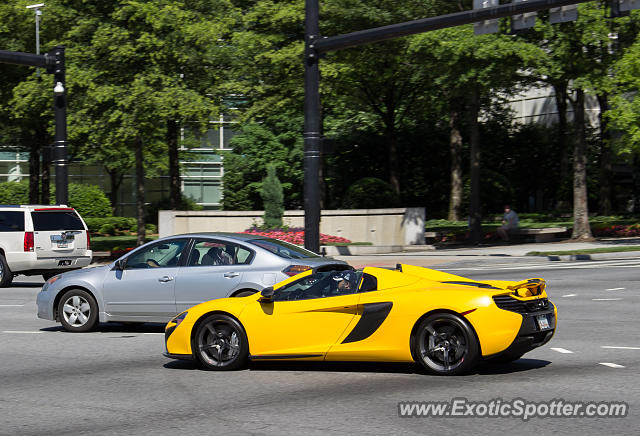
[413,312,479,375]
[233,290,256,297]
[193,314,249,371]
[0,254,13,288]
[58,289,99,332]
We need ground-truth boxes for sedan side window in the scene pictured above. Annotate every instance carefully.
[125,239,188,269]
[188,240,255,266]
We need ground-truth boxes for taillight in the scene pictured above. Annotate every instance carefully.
[282,265,311,277]
[24,232,34,252]
[86,231,91,250]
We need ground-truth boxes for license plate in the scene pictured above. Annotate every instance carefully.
[537,314,550,330]
[57,243,68,248]
[58,260,72,266]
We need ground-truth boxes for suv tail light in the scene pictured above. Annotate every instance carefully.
[24,231,34,252]
[86,231,91,250]
[283,265,311,277]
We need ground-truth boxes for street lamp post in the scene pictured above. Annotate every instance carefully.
[26,4,45,76]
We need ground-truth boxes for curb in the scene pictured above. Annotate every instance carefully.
[543,251,640,262]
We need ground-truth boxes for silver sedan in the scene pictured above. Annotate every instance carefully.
[37,233,347,332]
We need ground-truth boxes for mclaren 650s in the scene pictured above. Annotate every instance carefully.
[164,264,556,375]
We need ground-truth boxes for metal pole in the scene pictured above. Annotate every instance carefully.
[303,0,322,253]
[52,46,68,205]
[35,7,41,76]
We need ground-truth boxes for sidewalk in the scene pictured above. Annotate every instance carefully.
[334,237,640,268]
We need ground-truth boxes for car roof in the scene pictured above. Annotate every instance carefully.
[0,204,71,210]
[168,232,269,241]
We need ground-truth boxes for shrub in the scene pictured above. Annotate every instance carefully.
[84,217,137,235]
[0,181,29,204]
[341,177,399,209]
[50,183,112,217]
[261,164,284,228]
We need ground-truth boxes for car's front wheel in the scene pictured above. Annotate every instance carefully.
[194,314,248,370]
[58,289,98,332]
[414,312,479,375]
[0,254,13,287]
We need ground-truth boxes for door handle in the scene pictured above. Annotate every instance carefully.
[224,272,240,278]
[158,276,174,282]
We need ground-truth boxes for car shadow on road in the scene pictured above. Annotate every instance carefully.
[163,358,551,375]
[11,281,44,287]
[39,323,165,333]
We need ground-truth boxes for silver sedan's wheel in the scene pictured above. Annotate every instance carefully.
[414,313,479,375]
[58,289,98,332]
[0,254,13,287]
[194,314,248,370]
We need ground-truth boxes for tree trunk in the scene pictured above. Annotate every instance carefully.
[553,81,570,210]
[167,119,181,210]
[107,168,123,216]
[597,93,612,215]
[41,149,50,205]
[448,109,463,221]
[387,126,400,196]
[135,138,146,246]
[468,87,483,243]
[571,89,592,240]
[28,143,40,204]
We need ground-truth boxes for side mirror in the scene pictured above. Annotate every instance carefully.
[259,286,275,303]
[114,259,126,271]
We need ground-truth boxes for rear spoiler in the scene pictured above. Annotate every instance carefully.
[507,278,546,297]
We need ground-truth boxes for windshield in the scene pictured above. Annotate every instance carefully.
[250,238,320,259]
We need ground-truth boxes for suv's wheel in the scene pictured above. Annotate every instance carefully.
[0,254,13,288]
[413,312,479,375]
[58,289,98,332]
[193,314,249,370]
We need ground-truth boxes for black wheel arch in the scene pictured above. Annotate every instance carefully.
[409,309,482,361]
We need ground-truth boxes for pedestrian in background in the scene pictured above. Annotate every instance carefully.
[497,205,519,242]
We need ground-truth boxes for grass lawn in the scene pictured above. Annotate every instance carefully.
[526,246,640,256]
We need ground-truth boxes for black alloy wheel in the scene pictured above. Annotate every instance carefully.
[194,314,248,370]
[414,312,479,375]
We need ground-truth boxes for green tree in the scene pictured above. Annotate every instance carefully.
[261,164,284,228]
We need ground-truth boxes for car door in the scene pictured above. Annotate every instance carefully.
[101,238,189,321]
[239,270,361,358]
[174,238,255,312]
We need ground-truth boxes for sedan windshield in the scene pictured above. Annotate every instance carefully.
[249,238,320,259]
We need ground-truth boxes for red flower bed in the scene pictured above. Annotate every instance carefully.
[242,227,351,245]
[592,224,640,237]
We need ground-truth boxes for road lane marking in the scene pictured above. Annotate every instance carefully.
[592,298,623,301]
[0,304,25,307]
[599,362,625,368]
[605,287,625,291]
[550,347,574,354]
[561,294,577,298]
[601,346,640,350]
[2,331,43,334]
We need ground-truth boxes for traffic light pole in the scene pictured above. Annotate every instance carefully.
[303,0,594,251]
[0,47,68,205]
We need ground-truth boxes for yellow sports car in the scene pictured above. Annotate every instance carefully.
[163,264,556,375]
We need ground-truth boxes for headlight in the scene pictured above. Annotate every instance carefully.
[170,311,188,327]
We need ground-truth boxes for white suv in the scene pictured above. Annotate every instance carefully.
[0,205,92,287]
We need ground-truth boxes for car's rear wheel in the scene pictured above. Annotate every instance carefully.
[194,314,248,370]
[0,254,13,287]
[414,312,479,375]
[58,289,98,332]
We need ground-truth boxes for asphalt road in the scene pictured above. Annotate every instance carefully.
[1,256,638,435]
